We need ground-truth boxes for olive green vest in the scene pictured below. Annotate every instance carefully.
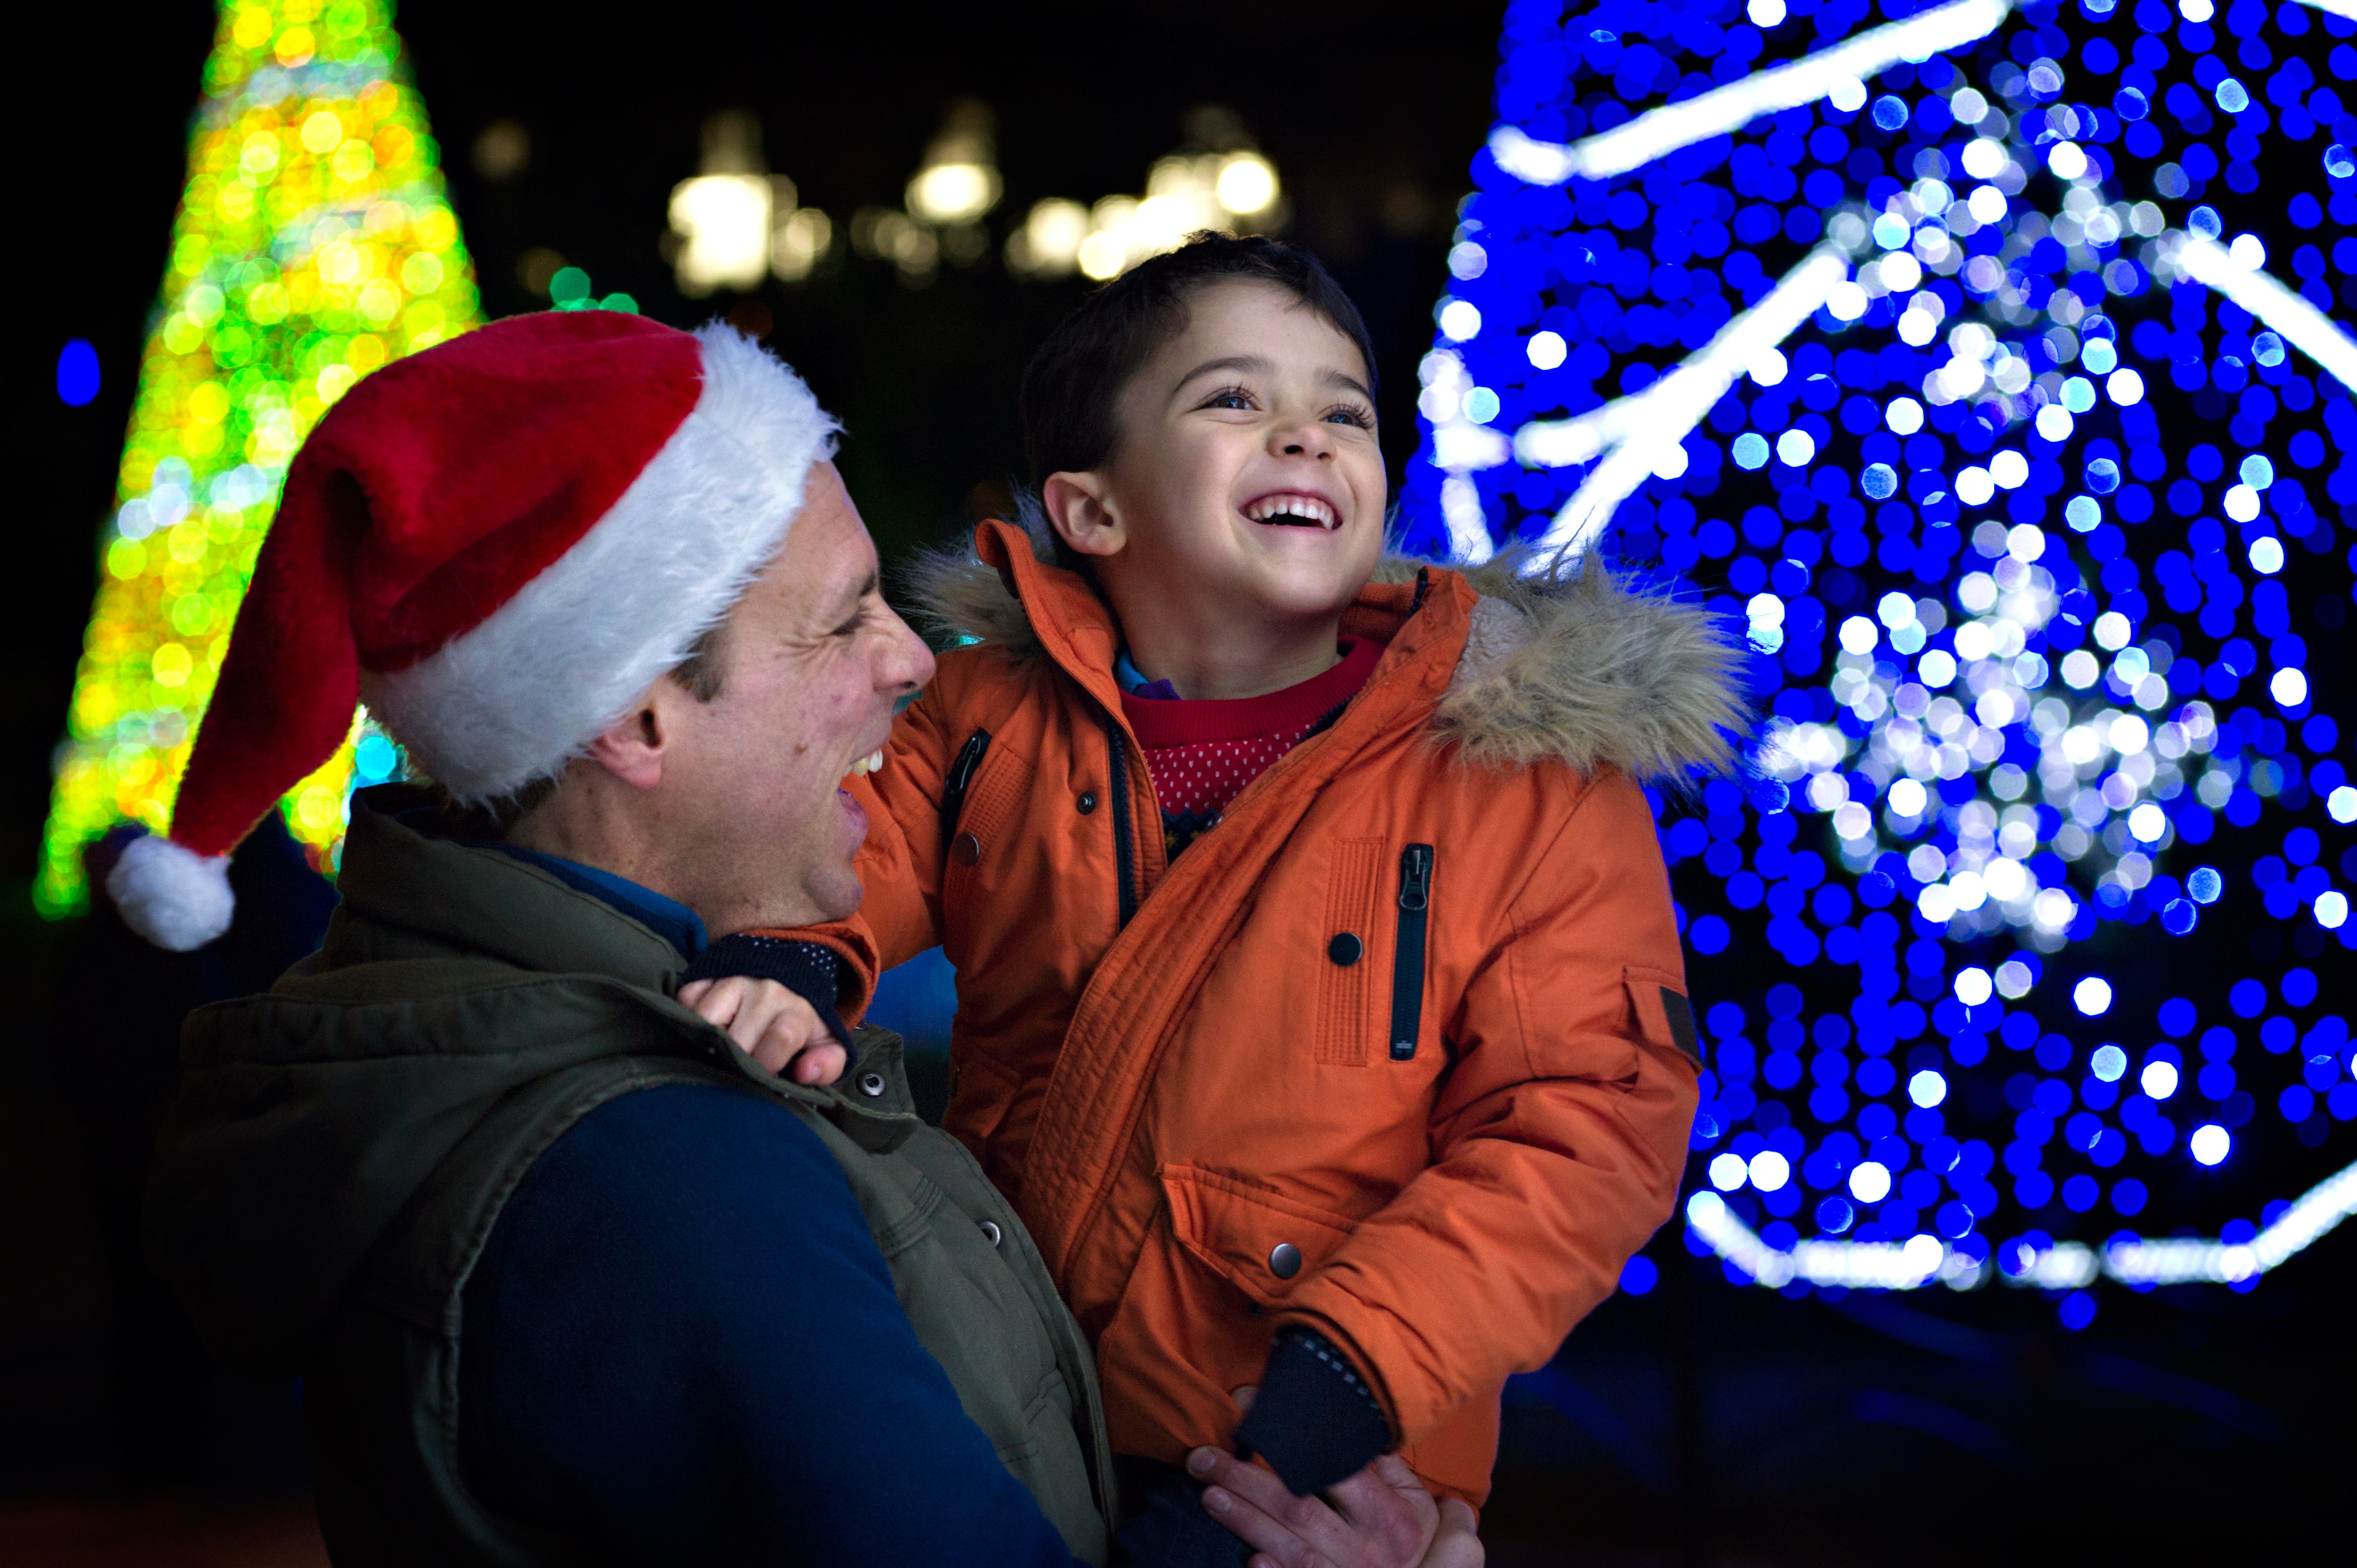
[148,802,1114,1565]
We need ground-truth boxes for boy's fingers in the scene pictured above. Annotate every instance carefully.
[681,975,746,1023]
[789,1041,848,1085]
[1229,1384,1257,1414]
[744,1003,822,1072]
[683,979,838,1079]
[727,987,788,1053]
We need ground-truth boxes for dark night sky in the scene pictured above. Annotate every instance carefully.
[19,0,1503,895]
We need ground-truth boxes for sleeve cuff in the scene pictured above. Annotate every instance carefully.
[680,936,853,1052]
[734,923,879,1019]
[1231,1327,1393,1497]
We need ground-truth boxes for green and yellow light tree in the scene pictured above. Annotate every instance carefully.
[39,0,482,917]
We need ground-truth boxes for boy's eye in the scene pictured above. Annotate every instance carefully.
[1325,405,1375,429]
[1201,385,1257,411]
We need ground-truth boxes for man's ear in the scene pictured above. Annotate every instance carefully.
[582,682,674,790]
[1042,471,1127,560]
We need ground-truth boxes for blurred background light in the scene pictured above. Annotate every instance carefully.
[39,0,482,915]
[56,340,100,408]
[1394,0,2352,1305]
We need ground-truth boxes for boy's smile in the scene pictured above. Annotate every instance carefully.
[1042,280,1388,701]
[1241,489,1343,529]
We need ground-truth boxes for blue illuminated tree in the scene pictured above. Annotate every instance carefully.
[1404,0,2354,1324]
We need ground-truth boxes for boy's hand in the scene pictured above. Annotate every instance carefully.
[1186,1447,1480,1568]
[678,976,847,1085]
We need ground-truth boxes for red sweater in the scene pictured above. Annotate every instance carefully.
[1118,637,1384,860]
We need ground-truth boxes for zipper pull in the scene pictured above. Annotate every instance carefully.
[940,730,993,860]
[1390,844,1434,1061]
[1398,844,1432,912]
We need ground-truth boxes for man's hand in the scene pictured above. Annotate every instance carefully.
[678,976,847,1085]
[1186,1447,1482,1568]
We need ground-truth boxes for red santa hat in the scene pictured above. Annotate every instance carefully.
[109,311,838,950]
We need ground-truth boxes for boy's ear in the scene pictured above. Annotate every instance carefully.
[1042,471,1127,559]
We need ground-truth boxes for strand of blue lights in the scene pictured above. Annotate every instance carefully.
[1414,0,2354,1327]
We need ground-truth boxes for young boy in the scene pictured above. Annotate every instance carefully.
[713,234,1741,1506]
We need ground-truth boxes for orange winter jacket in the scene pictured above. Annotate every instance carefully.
[796,518,1741,1502]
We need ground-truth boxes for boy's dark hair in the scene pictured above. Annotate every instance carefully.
[1017,233,1378,568]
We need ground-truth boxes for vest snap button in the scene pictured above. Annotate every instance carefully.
[857,1071,887,1097]
[952,831,982,866]
[1327,932,1362,966]
[1268,1242,1302,1280]
[979,1219,1003,1247]
[1077,791,1097,814]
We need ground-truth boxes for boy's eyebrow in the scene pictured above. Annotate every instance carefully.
[1173,354,1376,404]
[1173,353,1274,393]
[1322,368,1377,403]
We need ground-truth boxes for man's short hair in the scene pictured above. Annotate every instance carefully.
[1017,233,1378,571]
[439,618,731,836]
[668,616,730,704]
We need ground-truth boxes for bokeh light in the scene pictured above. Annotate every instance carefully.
[1409,0,2352,1298]
[38,0,483,916]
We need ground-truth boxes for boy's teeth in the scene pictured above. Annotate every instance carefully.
[1246,496,1339,527]
[848,749,886,780]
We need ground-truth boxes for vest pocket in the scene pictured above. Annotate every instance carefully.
[1161,1164,1358,1309]
[1316,838,1386,1066]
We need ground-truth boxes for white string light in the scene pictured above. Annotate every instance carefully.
[1686,1155,2357,1291]
[1521,245,1850,564]
[2175,233,2357,393]
[1490,0,2014,185]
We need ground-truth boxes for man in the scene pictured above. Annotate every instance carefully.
[121,312,1476,1565]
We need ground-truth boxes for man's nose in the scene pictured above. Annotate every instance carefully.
[880,607,936,693]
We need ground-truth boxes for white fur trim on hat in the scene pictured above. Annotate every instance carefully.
[362,325,839,803]
[109,834,235,952]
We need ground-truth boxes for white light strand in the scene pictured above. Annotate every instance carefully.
[1687,1155,2357,1292]
[1521,244,1850,564]
[1687,1190,1950,1288]
[1490,0,2013,185]
[2291,0,2357,23]
[2176,233,2357,393]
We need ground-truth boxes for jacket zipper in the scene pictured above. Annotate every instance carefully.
[941,730,992,856]
[1388,844,1434,1062]
[1101,714,1139,929]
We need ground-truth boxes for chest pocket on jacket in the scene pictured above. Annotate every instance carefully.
[941,731,1028,909]
[1315,838,1387,1066]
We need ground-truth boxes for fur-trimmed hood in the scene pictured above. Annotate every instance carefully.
[906,520,1749,784]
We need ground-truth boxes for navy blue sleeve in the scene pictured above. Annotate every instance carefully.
[459,1084,1083,1566]
[1232,1328,1393,1496]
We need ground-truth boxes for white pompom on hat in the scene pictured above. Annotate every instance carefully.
[110,312,837,951]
